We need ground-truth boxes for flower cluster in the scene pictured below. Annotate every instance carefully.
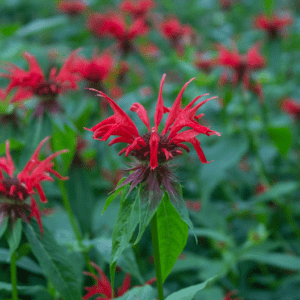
[120,0,155,19]
[57,0,87,16]
[0,137,68,234]
[86,74,220,202]
[281,98,300,120]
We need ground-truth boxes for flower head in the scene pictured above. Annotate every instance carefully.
[217,44,265,93]
[0,137,68,234]
[87,12,148,55]
[57,0,87,15]
[85,74,219,203]
[120,0,155,19]
[281,98,300,120]
[83,262,155,299]
[254,12,293,39]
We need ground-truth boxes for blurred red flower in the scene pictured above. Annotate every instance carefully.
[195,53,217,73]
[217,44,265,95]
[223,291,242,300]
[281,98,300,120]
[0,137,68,234]
[83,262,155,299]
[57,0,87,15]
[185,200,202,212]
[87,12,148,55]
[120,0,155,19]
[254,12,293,39]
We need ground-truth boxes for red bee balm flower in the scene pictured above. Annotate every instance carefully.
[57,0,87,16]
[120,0,155,19]
[254,13,293,39]
[281,98,300,120]
[83,262,155,299]
[87,13,148,55]
[85,74,220,203]
[0,137,68,234]
[0,50,81,115]
[217,44,265,94]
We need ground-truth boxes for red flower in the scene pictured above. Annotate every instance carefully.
[0,137,68,234]
[57,0,87,15]
[160,17,195,53]
[85,74,219,204]
[223,291,242,300]
[185,200,202,212]
[71,51,114,83]
[281,98,300,120]
[120,0,155,19]
[254,13,293,39]
[217,44,265,93]
[87,12,148,55]
[195,53,216,73]
[83,262,155,299]
[255,183,268,195]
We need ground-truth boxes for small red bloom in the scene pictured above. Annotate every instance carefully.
[255,183,268,195]
[120,0,155,19]
[217,44,265,93]
[195,53,217,73]
[83,262,155,299]
[87,12,148,55]
[185,200,202,212]
[71,51,114,83]
[57,0,87,16]
[0,137,68,234]
[254,12,293,39]
[160,17,195,54]
[281,98,300,120]
[223,290,242,300]
[85,74,220,202]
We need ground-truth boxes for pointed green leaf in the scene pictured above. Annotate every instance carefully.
[24,222,82,300]
[0,217,9,240]
[102,178,126,214]
[5,219,22,255]
[165,276,217,300]
[0,282,47,295]
[156,193,189,283]
[268,126,292,155]
[110,187,139,292]
[135,184,163,244]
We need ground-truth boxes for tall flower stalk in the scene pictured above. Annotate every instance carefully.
[85,74,220,299]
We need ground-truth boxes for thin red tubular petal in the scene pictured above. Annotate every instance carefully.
[130,103,150,131]
[149,129,160,170]
[154,73,166,130]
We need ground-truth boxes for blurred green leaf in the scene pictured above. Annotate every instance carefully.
[0,217,9,240]
[267,126,292,155]
[115,285,156,300]
[5,219,22,255]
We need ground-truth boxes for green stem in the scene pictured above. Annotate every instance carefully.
[151,213,164,300]
[58,180,94,274]
[11,250,18,300]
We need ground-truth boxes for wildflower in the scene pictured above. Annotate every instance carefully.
[120,0,155,19]
[254,12,293,39]
[87,12,148,55]
[57,0,87,16]
[83,262,155,299]
[217,44,265,95]
[160,17,195,54]
[0,51,81,115]
[195,52,216,73]
[0,137,68,234]
[85,74,220,204]
[255,183,268,195]
[281,98,300,120]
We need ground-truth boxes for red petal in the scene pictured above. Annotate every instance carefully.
[154,74,166,130]
[117,274,131,296]
[149,129,160,170]
[130,103,150,131]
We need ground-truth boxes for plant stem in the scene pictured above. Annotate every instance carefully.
[151,212,164,300]
[58,180,94,274]
[11,250,18,300]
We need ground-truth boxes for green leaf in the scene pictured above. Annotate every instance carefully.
[135,184,164,244]
[165,276,217,300]
[102,178,126,214]
[240,252,300,271]
[110,187,139,292]
[268,126,292,155]
[24,222,82,300]
[5,219,22,255]
[0,140,24,156]
[263,0,274,16]
[0,217,9,240]
[0,282,47,295]
[115,285,156,300]
[156,194,189,283]
[191,228,233,246]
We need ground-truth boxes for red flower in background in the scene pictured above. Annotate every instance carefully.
[195,53,217,73]
[217,44,265,97]
[0,137,68,234]
[281,98,300,120]
[223,291,242,300]
[161,17,195,54]
[57,0,87,15]
[71,51,114,84]
[83,262,155,299]
[85,74,220,204]
[87,12,148,55]
[254,13,293,39]
[0,51,81,115]
[120,0,155,19]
